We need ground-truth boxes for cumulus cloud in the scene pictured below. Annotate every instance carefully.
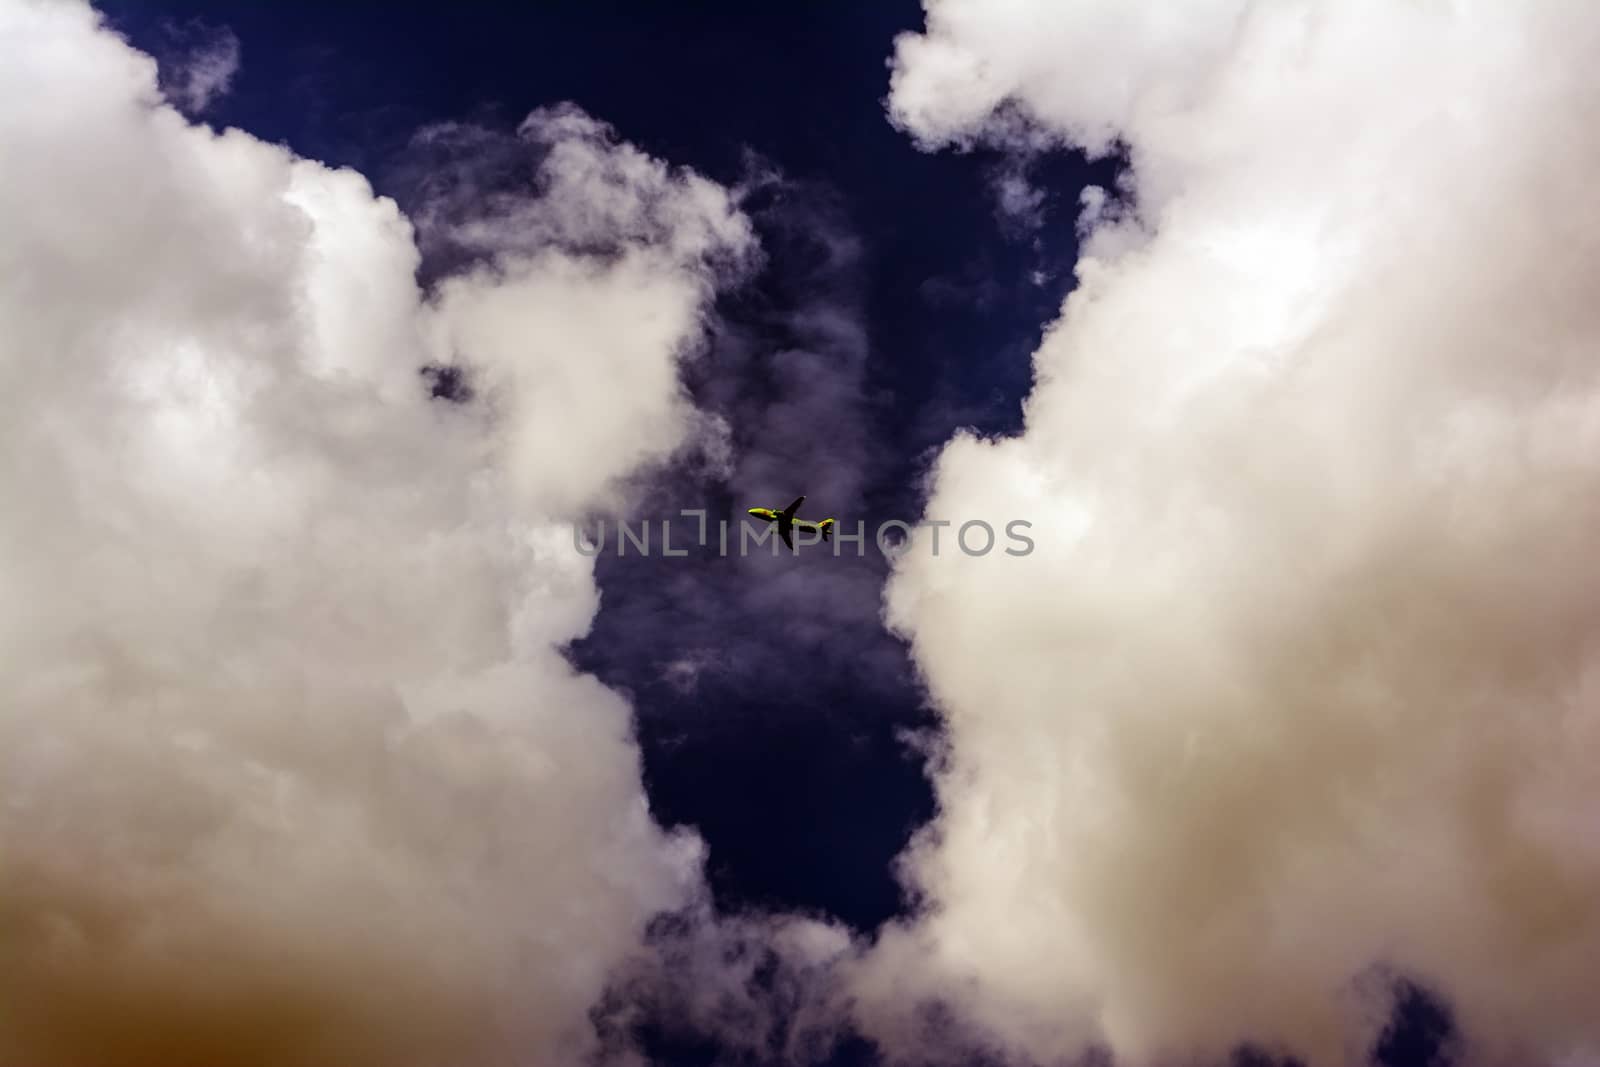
[868,2,1600,1066]
[409,107,758,518]
[0,2,751,1064]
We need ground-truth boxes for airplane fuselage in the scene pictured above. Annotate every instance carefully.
[746,498,834,549]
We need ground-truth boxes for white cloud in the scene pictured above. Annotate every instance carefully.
[869,2,1600,1066]
[414,106,758,519]
[0,2,750,1064]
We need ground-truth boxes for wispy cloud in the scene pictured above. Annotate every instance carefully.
[153,18,240,113]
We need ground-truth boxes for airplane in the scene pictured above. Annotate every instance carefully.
[746,495,836,550]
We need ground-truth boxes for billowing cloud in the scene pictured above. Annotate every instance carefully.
[411,106,758,518]
[0,2,752,1064]
[868,2,1600,1066]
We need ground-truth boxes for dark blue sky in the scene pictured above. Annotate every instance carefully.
[87,5,1454,1065]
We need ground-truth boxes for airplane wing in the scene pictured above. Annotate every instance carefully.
[779,522,794,550]
[780,495,805,520]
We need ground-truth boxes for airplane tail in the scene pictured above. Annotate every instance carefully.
[818,518,835,541]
